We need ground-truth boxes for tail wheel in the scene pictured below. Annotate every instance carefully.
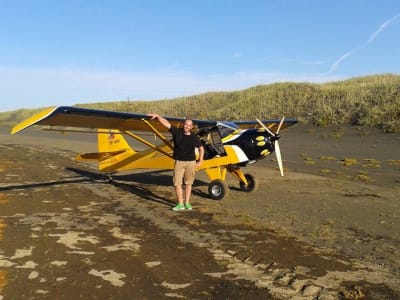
[208,179,229,200]
[239,173,259,192]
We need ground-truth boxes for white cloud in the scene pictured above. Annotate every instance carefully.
[368,13,400,43]
[328,14,400,73]
[231,53,243,59]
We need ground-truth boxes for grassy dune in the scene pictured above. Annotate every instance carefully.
[1,73,399,132]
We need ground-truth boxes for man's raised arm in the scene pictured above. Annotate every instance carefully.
[148,113,171,130]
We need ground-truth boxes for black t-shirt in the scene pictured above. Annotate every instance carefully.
[169,126,202,161]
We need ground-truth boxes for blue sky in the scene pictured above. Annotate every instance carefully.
[1,1,399,112]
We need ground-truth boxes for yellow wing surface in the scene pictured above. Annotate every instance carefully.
[11,106,186,134]
[11,106,297,134]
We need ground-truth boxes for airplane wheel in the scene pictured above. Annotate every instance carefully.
[208,179,229,200]
[239,173,259,192]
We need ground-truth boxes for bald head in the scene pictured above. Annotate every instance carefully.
[183,119,193,134]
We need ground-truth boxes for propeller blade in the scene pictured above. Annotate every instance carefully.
[276,116,285,134]
[274,140,284,176]
[256,118,275,136]
[257,117,285,176]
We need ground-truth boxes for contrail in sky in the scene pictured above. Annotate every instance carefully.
[328,13,400,73]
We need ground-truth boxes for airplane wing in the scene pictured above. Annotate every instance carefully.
[11,106,297,135]
[11,106,216,134]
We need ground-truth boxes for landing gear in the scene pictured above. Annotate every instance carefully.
[205,168,259,200]
[239,173,259,192]
[208,179,229,200]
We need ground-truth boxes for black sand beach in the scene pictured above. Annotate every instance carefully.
[0,125,399,299]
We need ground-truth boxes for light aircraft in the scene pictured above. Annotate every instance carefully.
[11,106,297,200]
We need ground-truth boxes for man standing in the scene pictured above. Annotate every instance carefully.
[148,114,204,211]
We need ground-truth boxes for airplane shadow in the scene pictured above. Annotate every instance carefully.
[112,170,210,199]
[0,167,212,207]
[0,176,93,192]
[66,167,211,205]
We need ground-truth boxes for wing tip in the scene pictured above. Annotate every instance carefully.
[10,106,58,135]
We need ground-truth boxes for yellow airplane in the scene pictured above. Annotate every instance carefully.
[11,106,297,200]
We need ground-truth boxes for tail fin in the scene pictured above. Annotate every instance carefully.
[98,129,133,153]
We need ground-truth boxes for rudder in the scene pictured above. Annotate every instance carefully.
[98,129,133,153]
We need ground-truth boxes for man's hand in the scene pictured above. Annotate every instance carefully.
[147,113,159,120]
[147,113,171,129]
[195,160,203,169]
[196,146,204,169]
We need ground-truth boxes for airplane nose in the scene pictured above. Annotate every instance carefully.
[270,133,281,142]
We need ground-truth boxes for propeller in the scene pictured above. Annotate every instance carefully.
[256,117,285,176]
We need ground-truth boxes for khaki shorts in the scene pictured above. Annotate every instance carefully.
[173,160,196,186]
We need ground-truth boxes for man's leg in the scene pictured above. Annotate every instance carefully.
[184,184,192,205]
[175,185,184,206]
[173,161,185,209]
[183,161,196,209]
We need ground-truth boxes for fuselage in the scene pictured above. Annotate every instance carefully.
[222,128,275,162]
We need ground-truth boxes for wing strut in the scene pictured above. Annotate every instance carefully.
[142,119,174,149]
[123,130,173,158]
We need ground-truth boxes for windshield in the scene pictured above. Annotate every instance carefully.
[217,122,239,138]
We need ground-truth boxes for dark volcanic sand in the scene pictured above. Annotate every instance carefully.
[0,125,399,299]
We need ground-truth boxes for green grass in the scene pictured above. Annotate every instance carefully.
[353,171,373,182]
[361,159,381,168]
[341,158,359,166]
[319,156,337,161]
[1,73,400,132]
[387,159,400,166]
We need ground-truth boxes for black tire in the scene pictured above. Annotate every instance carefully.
[208,179,229,200]
[239,173,259,192]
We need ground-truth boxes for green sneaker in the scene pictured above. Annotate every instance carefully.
[172,204,185,211]
[185,203,193,210]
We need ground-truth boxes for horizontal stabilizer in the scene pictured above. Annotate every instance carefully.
[76,150,128,161]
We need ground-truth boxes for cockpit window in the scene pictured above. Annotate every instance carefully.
[217,122,239,138]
